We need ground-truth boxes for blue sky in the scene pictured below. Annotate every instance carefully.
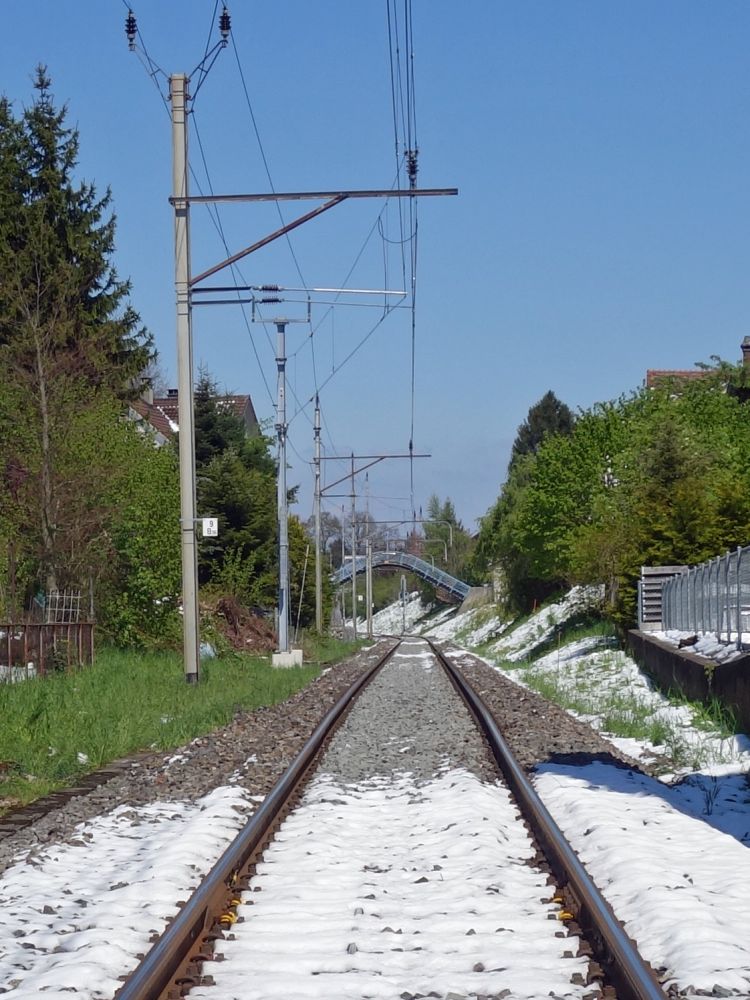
[3,2,749,532]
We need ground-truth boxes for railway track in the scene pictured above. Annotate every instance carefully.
[114,637,663,1000]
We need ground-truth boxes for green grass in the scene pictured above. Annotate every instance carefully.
[683,696,739,737]
[521,670,580,712]
[0,636,358,812]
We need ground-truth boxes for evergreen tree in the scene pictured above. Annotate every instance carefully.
[194,369,247,468]
[423,494,476,582]
[509,390,574,468]
[0,68,153,391]
[194,371,279,605]
[0,70,154,594]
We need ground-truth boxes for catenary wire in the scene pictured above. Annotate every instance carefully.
[192,112,276,406]
[229,32,319,393]
[128,3,420,513]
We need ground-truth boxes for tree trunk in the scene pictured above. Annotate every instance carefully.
[33,324,58,593]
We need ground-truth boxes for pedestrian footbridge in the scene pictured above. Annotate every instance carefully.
[332,551,470,603]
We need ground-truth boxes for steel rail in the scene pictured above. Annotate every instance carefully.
[429,639,665,1000]
[115,639,399,1000]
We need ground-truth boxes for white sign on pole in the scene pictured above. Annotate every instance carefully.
[202,517,219,538]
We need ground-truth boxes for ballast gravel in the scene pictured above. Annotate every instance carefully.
[319,639,498,784]
[190,638,590,1000]
[0,636,645,1000]
[0,637,640,877]
[435,642,645,774]
[0,642,396,875]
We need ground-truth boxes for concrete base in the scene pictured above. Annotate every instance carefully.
[271,648,304,669]
[627,629,750,732]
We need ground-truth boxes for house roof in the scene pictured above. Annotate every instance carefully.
[645,369,707,389]
[130,399,177,440]
[132,392,258,440]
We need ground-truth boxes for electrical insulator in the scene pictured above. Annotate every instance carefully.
[219,6,231,43]
[406,149,418,188]
[125,10,137,51]
[260,285,280,292]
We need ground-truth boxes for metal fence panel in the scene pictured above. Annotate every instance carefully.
[661,544,749,649]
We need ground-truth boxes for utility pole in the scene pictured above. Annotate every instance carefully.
[127,7,231,684]
[171,73,200,684]
[365,473,372,639]
[350,453,357,641]
[313,397,322,633]
[275,321,290,654]
[366,537,373,639]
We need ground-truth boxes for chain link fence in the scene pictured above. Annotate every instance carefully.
[661,545,750,650]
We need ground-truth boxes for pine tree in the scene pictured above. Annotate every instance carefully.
[193,370,279,602]
[509,390,574,468]
[424,493,476,582]
[194,369,247,468]
[0,69,154,594]
[0,68,153,390]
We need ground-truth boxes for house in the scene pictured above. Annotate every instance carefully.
[645,368,707,390]
[129,388,258,445]
[646,337,750,390]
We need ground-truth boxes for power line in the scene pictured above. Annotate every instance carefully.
[200,1,221,70]
[191,112,276,406]
[229,31,318,390]
[122,2,170,109]
[386,0,408,292]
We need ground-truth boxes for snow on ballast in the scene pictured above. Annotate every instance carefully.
[189,638,590,1000]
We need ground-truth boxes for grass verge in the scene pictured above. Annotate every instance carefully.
[0,636,359,812]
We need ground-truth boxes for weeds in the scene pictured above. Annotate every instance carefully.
[685,697,739,739]
[701,776,720,814]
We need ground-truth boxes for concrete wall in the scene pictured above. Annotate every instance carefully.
[627,630,750,732]
[459,586,494,612]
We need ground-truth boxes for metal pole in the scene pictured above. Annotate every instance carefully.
[171,74,200,684]
[350,453,357,641]
[718,556,724,636]
[723,552,730,642]
[340,510,346,633]
[275,321,289,653]
[365,473,372,639]
[737,546,743,651]
[366,538,373,639]
[691,565,697,632]
[313,397,322,634]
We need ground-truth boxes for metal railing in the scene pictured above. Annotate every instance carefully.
[332,551,470,601]
[661,545,750,650]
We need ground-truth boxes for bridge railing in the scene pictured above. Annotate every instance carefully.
[332,551,470,601]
